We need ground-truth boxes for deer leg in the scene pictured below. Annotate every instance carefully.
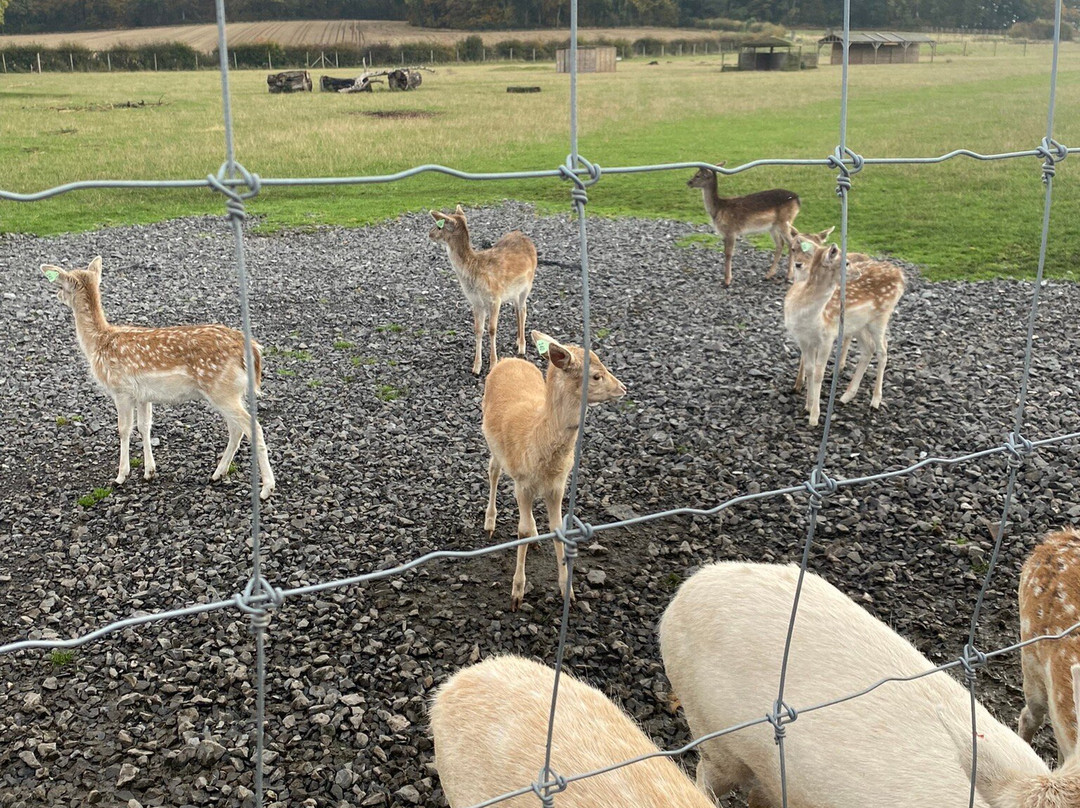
[488,299,502,371]
[212,416,243,482]
[136,401,156,480]
[515,291,528,355]
[484,456,501,535]
[114,396,135,486]
[840,332,875,405]
[793,354,805,393]
[215,397,275,499]
[723,234,736,287]
[870,328,889,410]
[838,333,853,371]
[545,484,574,603]
[471,307,486,376]
[1018,651,1049,748]
[765,227,783,280]
[511,482,538,611]
[807,349,828,426]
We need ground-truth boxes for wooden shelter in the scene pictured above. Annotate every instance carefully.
[555,46,616,73]
[736,36,816,71]
[818,32,936,65]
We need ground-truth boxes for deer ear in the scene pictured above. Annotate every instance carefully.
[546,342,574,370]
[88,256,102,277]
[430,210,443,221]
[714,161,726,168]
[455,204,465,216]
[819,226,836,240]
[41,264,63,283]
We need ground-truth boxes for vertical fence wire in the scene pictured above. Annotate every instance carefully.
[1,1,1076,806]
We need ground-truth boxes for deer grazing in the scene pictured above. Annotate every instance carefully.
[659,561,1080,808]
[431,655,717,808]
[42,257,275,499]
[783,242,905,425]
[1018,527,1080,763]
[429,205,538,375]
[482,331,626,610]
[686,163,801,286]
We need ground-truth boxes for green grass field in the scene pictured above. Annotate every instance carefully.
[1,45,1077,281]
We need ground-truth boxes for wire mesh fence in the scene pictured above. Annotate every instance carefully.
[1,0,1077,806]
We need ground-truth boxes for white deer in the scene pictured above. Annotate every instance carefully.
[43,257,275,499]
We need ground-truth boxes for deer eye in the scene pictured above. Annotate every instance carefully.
[592,372,602,381]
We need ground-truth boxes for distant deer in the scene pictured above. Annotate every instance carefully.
[482,331,626,610]
[429,205,538,375]
[1019,527,1080,763]
[687,163,800,286]
[42,257,275,499]
[784,243,905,425]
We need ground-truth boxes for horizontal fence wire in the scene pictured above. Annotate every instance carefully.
[1,1,1077,807]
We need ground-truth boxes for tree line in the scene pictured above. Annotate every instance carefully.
[0,0,1074,35]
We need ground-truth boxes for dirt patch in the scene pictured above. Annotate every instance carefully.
[356,109,439,119]
[50,98,167,113]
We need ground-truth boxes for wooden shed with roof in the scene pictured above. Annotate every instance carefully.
[817,31,936,65]
[735,36,817,71]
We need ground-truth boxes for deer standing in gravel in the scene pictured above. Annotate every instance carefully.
[784,242,905,425]
[687,163,801,286]
[431,655,718,808]
[1018,527,1080,763]
[42,257,275,499]
[429,205,538,375]
[482,331,626,610]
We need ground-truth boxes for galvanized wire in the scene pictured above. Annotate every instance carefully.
[1,1,1077,807]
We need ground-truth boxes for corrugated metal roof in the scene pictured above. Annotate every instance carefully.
[818,32,936,45]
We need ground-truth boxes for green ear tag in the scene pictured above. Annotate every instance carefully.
[44,269,59,282]
[436,219,445,229]
[800,241,813,253]
[536,339,549,356]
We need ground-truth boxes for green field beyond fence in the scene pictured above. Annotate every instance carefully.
[1,48,1077,281]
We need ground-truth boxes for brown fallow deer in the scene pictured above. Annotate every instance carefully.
[42,257,275,499]
[1019,527,1080,764]
[482,331,626,610]
[429,205,538,375]
[784,243,905,426]
[687,162,801,286]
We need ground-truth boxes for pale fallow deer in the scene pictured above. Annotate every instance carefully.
[429,205,538,375]
[42,257,275,499]
[687,162,801,286]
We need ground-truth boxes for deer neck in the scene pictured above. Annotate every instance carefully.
[699,174,727,224]
[443,226,480,277]
[791,273,841,325]
[532,374,583,456]
[70,287,111,356]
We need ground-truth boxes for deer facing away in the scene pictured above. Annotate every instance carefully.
[482,331,626,610]
[42,257,275,499]
[687,163,801,286]
[431,655,717,808]
[659,561,1080,808]
[784,242,905,425]
[429,205,538,375]
[1019,527,1080,763]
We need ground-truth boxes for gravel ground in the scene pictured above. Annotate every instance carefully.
[0,202,1078,808]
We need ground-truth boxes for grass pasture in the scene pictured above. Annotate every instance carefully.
[1,45,1077,281]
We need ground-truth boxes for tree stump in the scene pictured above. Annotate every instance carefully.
[267,71,312,93]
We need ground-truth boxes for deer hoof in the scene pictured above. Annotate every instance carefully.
[260,483,274,500]
[143,466,156,481]
[840,390,856,404]
[510,593,522,612]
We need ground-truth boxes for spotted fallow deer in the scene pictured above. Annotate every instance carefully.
[788,225,872,275]
[42,257,275,499]
[482,331,626,610]
[783,242,905,426]
[1019,527,1080,764]
[686,163,801,286]
[429,205,538,375]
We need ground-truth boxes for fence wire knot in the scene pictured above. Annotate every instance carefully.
[207,161,262,221]
[827,146,864,197]
[531,766,568,808]
[1036,137,1068,184]
[1004,431,1034,469]
[555,515,594,560]
[804,469,838,510]
[959,644,988,686]
[559,155,602,207]
[235,574,283,630]
[767,700,799,743]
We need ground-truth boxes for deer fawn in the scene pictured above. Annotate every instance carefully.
[431,655,718,808]
[784,242,905,425]
[42,257,276,499]
[1019,527,1080,763]
[660,562,1076,808]
[429,205,538,375]
[687,163,801,286]
[482,331,626,610]
[788,225,872,277]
